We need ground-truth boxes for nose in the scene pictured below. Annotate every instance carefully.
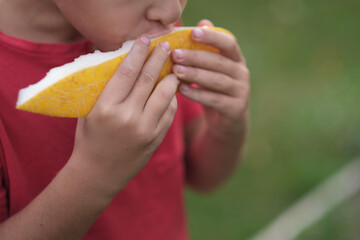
[146,0,185,25]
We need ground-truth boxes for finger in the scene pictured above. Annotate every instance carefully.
[143,74,179,127]
[173,64,237,96]
[146,95,177,154]
[197,19,214,27]
[191,28,244,63]
[179,83,242,115]
[127,41,171,109]
[171,49,240,79]
[98,36,150,104]
[155,95,177,137]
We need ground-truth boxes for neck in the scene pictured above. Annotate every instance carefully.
[0,0,83,43]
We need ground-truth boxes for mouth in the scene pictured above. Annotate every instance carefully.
[144,26,174,39]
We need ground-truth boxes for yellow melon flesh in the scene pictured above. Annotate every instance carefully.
[16,27,233,118]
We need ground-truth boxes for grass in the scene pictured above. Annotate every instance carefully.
[298,193,360,240]
[182,0,360,239]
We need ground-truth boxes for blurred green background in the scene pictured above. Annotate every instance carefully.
[182,0,360,239]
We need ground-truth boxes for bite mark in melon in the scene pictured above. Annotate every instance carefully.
[16,27,233,118]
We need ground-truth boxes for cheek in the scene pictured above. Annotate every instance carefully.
[55,0,145,51]
[181,0,187,10]
[65,13,137,50]
[87,16,141,51]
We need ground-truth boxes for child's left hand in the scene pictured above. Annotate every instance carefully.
[171,20,250,140]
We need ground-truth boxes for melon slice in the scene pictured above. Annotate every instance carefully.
[16,27,233,118]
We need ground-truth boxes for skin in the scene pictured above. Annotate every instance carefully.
[173,20,250,190]
[53,0,187,51]
[0,0,250,239]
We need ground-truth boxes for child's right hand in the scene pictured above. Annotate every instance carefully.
[69,37,179,196]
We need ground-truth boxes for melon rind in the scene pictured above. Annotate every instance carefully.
[16,27,233,118]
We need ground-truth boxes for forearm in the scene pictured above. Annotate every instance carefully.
[186,112,248,192]
[0,157,116,240]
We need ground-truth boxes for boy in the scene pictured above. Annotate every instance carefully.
[0,0,250,239]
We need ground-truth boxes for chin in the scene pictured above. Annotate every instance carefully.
[92,38,125,52]
[97,44,123,52]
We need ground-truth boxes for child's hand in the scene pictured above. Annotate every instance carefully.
[70,37,179,195]
[171,20,250,140]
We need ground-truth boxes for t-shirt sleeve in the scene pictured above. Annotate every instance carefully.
[0,162,8,223]
[0,121,9,223]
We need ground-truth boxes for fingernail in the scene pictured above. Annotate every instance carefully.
[174,49,185,60]
[160,41,171,51]
[192,28,204,39]
[140,36,150,46]
[176,65,186,76]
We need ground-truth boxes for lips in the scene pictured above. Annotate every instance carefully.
[144,25,174,39]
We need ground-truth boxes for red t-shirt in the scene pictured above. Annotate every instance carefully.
[0,31,203,239]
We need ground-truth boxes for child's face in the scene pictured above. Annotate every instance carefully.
[54,0,187,51]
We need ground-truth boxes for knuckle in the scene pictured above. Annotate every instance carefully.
[209,73,235,94]
[191,51,199,63]
[215,54,227,69]
[136,126,156,145]
[117,110,137,128]
[158,87,172,100]
[241,65,250,78]
[191,67,200,80]
[156,77,176,99]
[227,36,242,62]
[236,81,250,98]
[92,104,114,122]
[228,35,239,52]
[236,99,248,114]
[213,74,225,90]
[153,49,167,62]
[224,82,236,94]
[243,83,251,97]
[208,95,222,108]
[234,64,250,80]
[138,71,156,85]
[159,74,179,93]
[118,65,135,79]
[231,40,239,53]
